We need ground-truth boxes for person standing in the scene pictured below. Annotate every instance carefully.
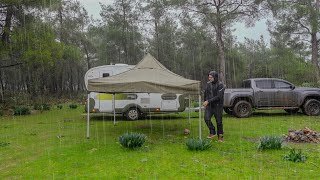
[203,71,225,142]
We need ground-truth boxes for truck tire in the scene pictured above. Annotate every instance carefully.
[126,107,140,120]
[224,108,233,115]
[284,108,299,114]
[233,100,252,118]
[303,99,320,116]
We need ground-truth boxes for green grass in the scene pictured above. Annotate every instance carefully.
[1,108,320,179]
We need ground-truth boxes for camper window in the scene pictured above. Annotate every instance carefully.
[127,94,137,100]
[161,93,177,100]
[102,73,110,77]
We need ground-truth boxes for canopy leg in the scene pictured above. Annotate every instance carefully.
[199,95,202,140]
[188,95,191,126]
[86,93,90,138]
[113,93,116,125]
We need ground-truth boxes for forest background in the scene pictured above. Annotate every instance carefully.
[1,0,320,107]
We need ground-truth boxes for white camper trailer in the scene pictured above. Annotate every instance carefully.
[85,64,187,120]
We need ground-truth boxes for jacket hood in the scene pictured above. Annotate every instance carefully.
[208,71,219,83]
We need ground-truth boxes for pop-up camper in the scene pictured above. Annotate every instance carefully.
[84,64,187,120]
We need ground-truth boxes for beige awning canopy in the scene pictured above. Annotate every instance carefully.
[87,54,201,94]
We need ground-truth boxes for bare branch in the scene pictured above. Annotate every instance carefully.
[0,62,23,68]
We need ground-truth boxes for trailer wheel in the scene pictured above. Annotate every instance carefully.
[126,107,140,120]
[233,100,252,118]
[303,99,320,116]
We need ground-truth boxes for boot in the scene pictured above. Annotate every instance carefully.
[218,134,224,142]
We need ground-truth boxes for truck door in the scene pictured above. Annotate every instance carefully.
[273,80,298,107]
[254,79,277,107]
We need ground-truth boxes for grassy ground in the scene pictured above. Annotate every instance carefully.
[1,107,320,179]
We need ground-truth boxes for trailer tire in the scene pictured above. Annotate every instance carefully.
[233,100,252,118]
[126,107,140,120]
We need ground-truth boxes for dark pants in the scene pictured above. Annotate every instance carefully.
[204,104,223,135]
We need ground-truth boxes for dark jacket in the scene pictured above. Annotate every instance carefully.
[204,81,225,105]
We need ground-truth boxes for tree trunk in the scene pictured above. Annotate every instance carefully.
[216,23,226,85]
[0,69,4,103]
[311,32,320,81]
[1,5,14,44]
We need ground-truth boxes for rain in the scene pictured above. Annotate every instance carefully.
[1,0,320,179]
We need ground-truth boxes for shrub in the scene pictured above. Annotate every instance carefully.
[0,110,3,116]
[186,138,212,151]
[42,104,51,110]
[192,101,199,108]
[13,107,31,115]
[119,132,146,149]
[57,105,63,109]
[284,149,307,163]
[69,104,78,109]
[34,104,50,111]
[34,104,42,110]
[258,136,283,150]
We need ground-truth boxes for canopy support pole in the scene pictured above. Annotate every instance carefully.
[86,93,90,138]
[199,95,202,140]
[113,93,116,125]
[188,95,191,126]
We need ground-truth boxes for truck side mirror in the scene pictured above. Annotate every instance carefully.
[290,85,295,89]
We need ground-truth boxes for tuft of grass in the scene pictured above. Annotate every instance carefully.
[186,138,212,151]
[284,149,307,162]
[0,142,10,147]
[119,132,146,149]
[57,105,63,109]
[258,136,283,150]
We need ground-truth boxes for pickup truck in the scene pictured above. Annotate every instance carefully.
[223,78,320,118]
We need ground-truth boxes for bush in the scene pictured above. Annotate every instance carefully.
[284,149,307,163]
[186,138,212,151]
[258,136,283,150]
[13,107,31,115]
[34,104,50,111]
[69,104,78,109]
[0,110,3,116]
[42,104,50,110]
[57,105,63,109]
[119,132,146,149]
[192,101,199,108]
[34,104,42,110]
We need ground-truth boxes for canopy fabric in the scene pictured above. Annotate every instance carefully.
[87,54,201,94]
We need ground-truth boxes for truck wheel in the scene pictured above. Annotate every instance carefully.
[126,107,140,120]
[284,108,299,114]
[233,101,252,118]
[303,99,320,116]
[224,108,233,115]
